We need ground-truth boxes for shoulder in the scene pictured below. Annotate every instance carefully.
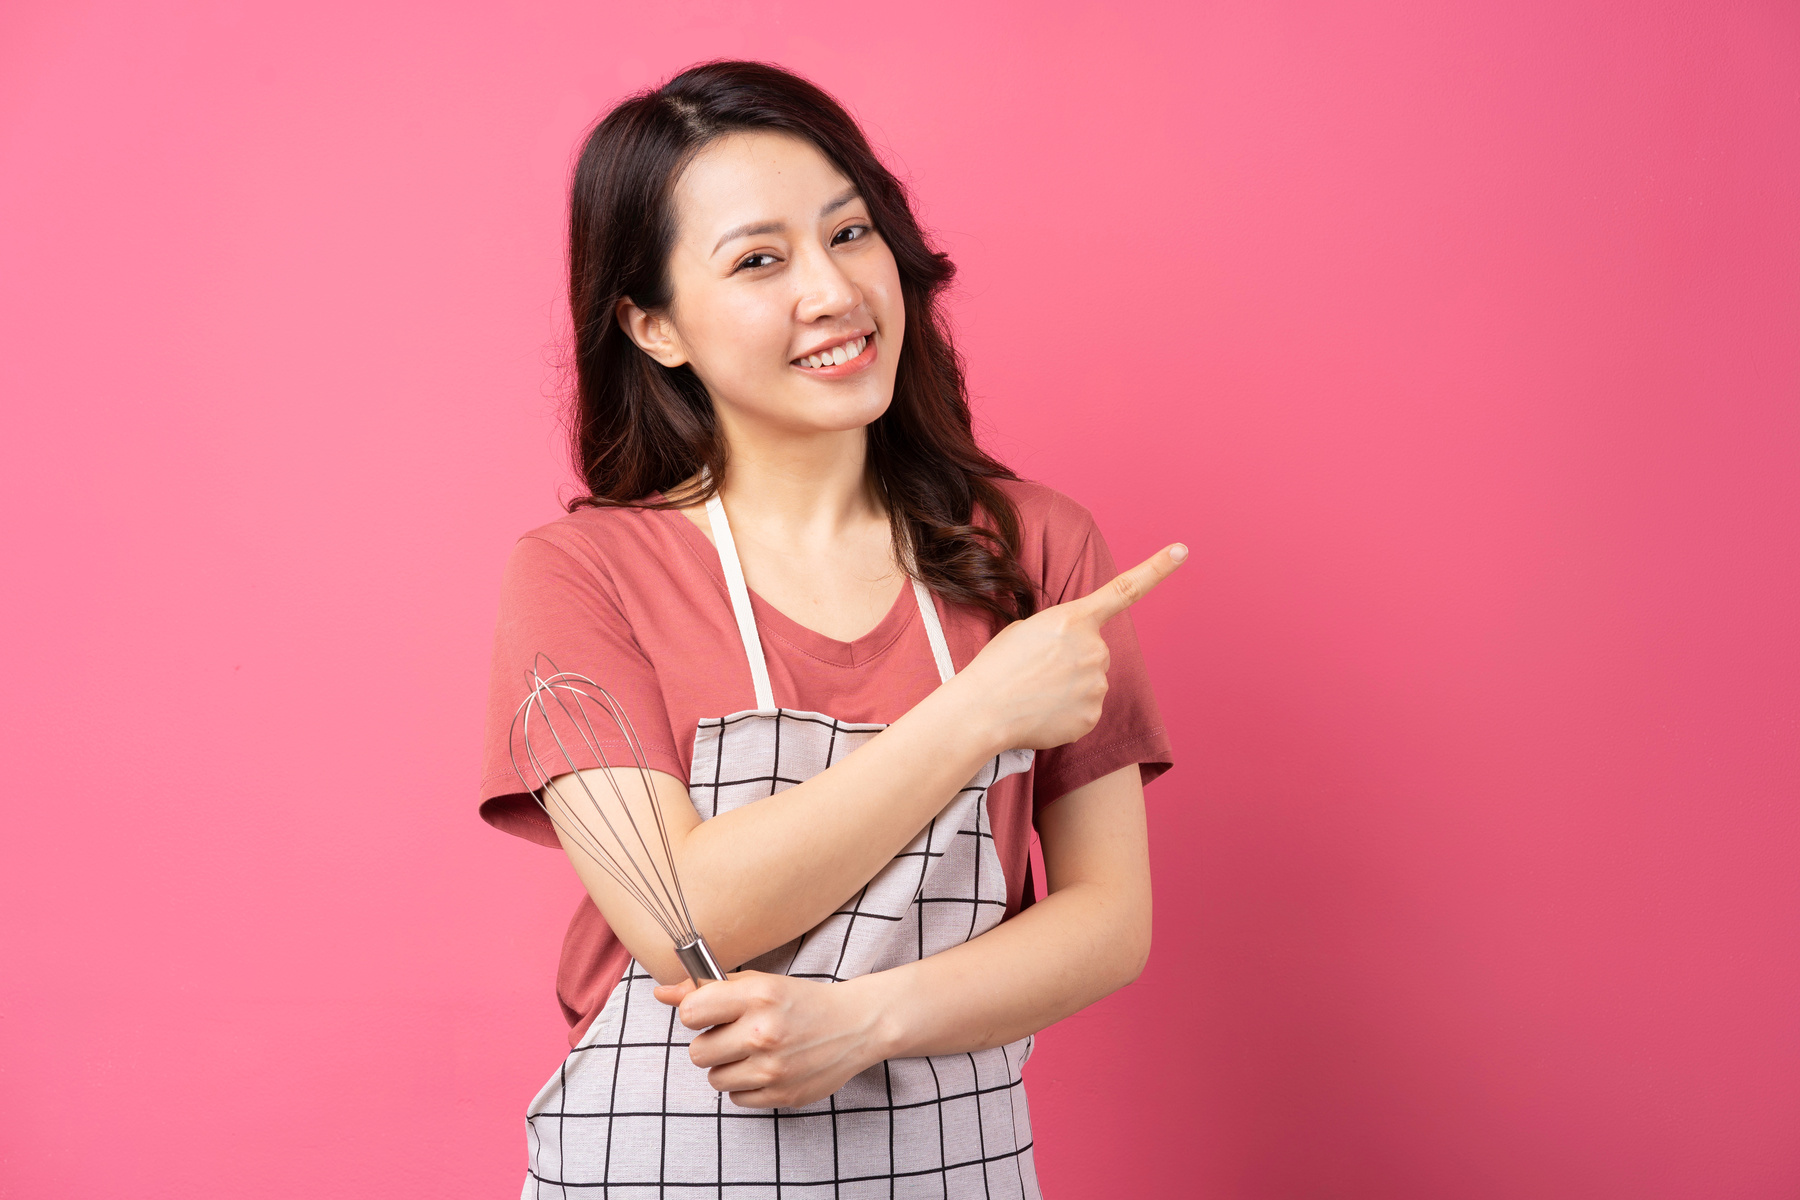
[987,476,1099,551]
[511,500,679,569]
[981,477,1109,603]
[500,501,691,603]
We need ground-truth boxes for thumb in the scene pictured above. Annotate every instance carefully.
[654,978,698,1008]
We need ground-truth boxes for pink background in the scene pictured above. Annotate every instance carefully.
[3,1,1797,1195]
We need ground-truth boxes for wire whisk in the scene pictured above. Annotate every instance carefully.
[508,654,726,985]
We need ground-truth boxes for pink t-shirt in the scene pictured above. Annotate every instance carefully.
[478,477,1173,1044]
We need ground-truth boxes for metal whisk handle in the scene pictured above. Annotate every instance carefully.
[675,936,727,984]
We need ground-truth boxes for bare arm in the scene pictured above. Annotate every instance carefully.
[546,675,1008,985]
[861,760,1152,1055]
[664,762,1153,1107]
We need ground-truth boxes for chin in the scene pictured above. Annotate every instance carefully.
[776,384,894,434]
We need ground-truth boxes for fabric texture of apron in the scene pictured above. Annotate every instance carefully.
[521,493,1040,1198]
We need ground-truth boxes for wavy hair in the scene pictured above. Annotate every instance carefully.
[564,60,1036,624]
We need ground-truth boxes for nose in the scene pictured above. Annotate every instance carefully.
[791,241,862,325]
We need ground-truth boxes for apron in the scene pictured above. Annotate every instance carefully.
[521,493,1042,1198]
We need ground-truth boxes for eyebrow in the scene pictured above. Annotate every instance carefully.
[710,187,862,256]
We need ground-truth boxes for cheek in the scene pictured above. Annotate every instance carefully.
[687,296,790,378]
[870,259,905,338]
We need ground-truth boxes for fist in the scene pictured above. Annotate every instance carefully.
[958,543,1187,751]
[655,972,886,1110]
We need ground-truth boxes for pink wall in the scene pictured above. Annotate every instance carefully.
[3,1,1796,1195]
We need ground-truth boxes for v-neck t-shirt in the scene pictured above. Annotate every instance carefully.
[477,477,1174,1045]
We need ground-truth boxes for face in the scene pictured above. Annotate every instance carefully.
[617,130,905,442]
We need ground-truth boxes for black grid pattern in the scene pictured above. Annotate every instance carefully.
[521,706,1039,1198]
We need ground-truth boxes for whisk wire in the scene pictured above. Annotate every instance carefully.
[508,655,703,949]
[532,679,687,938]
[602,684,704,941]
[517,717,679,941]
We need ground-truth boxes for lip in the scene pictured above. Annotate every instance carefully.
[790,332,877,379]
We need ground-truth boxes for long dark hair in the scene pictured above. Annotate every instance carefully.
[564,60,1036,624]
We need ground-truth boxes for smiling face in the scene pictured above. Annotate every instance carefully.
[615,130,905,445]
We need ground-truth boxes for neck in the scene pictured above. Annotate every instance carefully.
[707,420,883,544]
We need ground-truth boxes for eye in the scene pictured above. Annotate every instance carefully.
[832,224,872,246]
[734,252,779,273]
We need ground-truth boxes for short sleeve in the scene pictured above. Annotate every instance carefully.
[1029,511,1175,813]
[477,530,687,847]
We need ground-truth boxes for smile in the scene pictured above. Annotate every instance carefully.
[792,334,872,372]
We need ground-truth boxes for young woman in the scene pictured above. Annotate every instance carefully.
[478,60,1183,1198]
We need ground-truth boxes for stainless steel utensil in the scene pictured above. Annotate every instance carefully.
[508,654,725,985]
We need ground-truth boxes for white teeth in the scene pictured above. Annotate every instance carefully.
[799,336,866,369]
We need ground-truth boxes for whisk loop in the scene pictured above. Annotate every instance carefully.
[508,654,725,985]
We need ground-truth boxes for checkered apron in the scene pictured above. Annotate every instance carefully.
[520,494,1041,1198]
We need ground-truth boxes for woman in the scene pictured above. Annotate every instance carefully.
[479,60,1183,1197]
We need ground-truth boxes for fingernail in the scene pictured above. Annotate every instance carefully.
[1169,543,1189,562]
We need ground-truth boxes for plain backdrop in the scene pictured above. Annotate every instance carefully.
[3,1,1797,1196]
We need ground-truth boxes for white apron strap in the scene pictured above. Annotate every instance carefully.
[705,483,958,708]
[911,577,956,685]
[705,491,777,711]
[899,521,957,684]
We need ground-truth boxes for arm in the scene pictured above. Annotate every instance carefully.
[546,674,1009,985]
[665,761,1153,1107]
[865,760,1153,1055]
[547,543,1186,987]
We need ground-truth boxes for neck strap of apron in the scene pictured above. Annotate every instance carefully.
[703,486,956,711]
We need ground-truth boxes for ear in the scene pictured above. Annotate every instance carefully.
[615,297,688,368]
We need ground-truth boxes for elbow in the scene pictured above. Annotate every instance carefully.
[1063,879,1153,993]
[1118,926,1152,989]
[641,949,692,989]
[1120,891,1154,987]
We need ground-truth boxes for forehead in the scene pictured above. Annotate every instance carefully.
[671,131,853,242]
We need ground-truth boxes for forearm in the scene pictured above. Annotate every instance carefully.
[854,874,1151,1060]
[574,673,1008,980]
[659,873,1149,1111]
[850,761,1153,1060]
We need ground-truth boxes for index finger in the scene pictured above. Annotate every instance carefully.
[1068,543,1189,625]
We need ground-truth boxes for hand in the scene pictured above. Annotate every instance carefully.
[654,971,890,1109]
[953,543,1188,751]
